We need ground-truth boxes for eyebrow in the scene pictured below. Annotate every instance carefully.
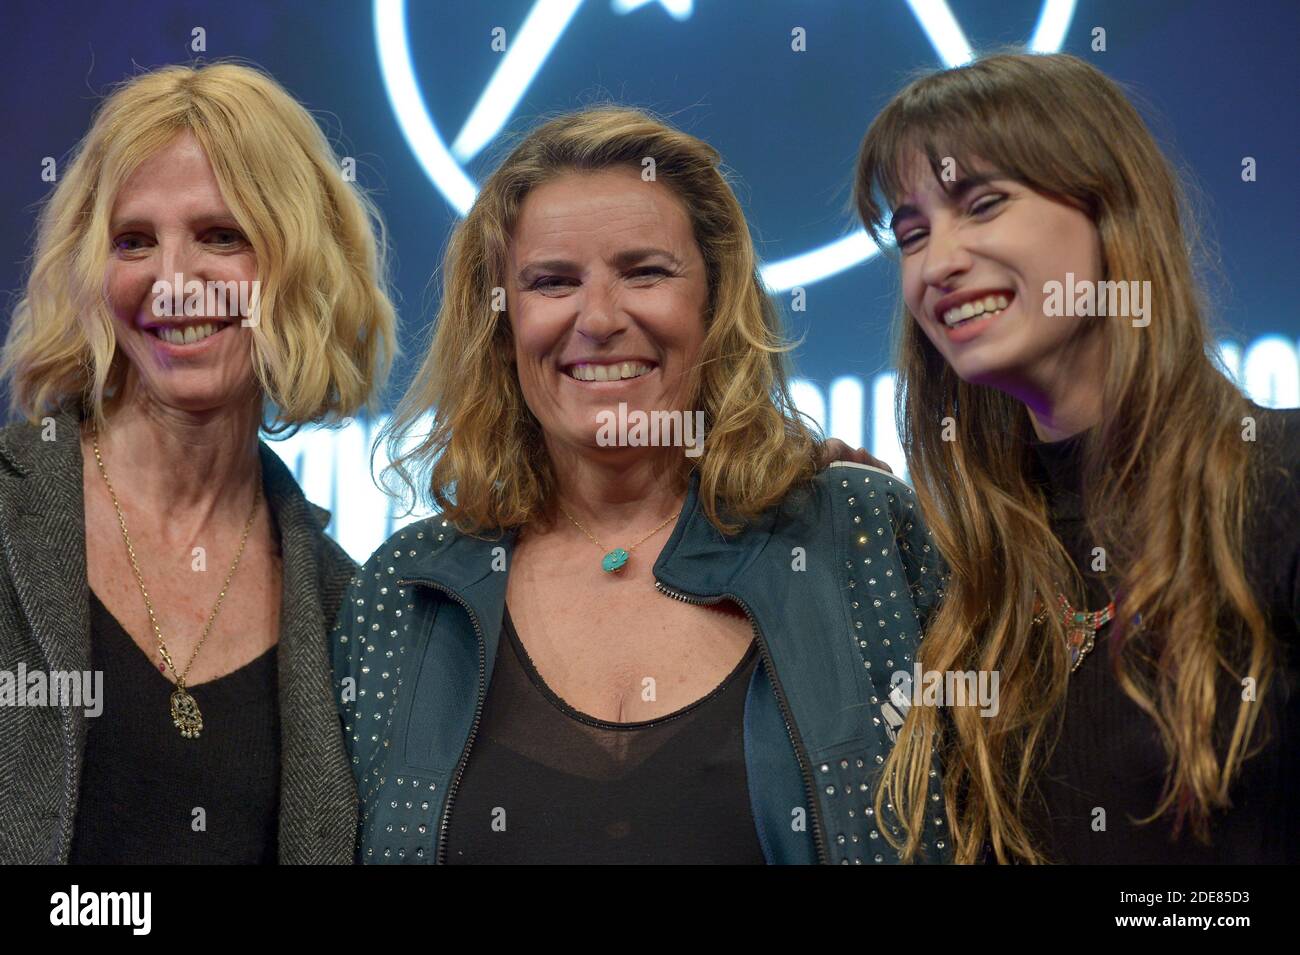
[516,247,681,282]
[108,211,240,233]
[888,172,1006,232]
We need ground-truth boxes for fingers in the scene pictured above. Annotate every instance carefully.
[819,438,893,473]
[820,438,854,465]
[864,453,892,473]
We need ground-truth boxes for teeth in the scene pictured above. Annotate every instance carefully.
[942,295,1012,328]
[152,322,224,345]
[567,361,653,382]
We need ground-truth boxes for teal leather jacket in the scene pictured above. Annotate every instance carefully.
[331,462,949,863]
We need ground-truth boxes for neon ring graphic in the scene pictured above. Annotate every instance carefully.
[374,0,1076,291]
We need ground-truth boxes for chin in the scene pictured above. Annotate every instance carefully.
[940,355,1001,390]
[933,336,1012,383]
[952,364,1004,389]
[138,377,255,416]
[157,395,245,416]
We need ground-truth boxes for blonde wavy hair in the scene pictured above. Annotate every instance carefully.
[3,60,397,430]
[854,53,1276,863]
[381,106,818,535]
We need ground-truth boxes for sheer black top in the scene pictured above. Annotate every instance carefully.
[443,603,766,864]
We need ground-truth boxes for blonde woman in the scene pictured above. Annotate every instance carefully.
[333,107,946,864]
[0,62,397,863]
[854,52,1298,863]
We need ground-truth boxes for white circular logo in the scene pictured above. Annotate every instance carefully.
[373,0,1076,290]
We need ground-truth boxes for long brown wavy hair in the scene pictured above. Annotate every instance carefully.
[853,53,1276,863]
[380,106,819,535]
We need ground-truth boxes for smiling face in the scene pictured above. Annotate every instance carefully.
[890,152,1104,397]
[506,167,709,462]
[105,131,258,415]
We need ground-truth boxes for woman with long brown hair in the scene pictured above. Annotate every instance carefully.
[853,52,1297,863]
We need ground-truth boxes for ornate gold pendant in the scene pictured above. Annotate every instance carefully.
[170,687,204,739]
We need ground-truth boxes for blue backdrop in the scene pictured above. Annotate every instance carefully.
[2,0,1296,561]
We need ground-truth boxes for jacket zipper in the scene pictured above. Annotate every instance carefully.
[396,577,486,865]
[396,574,830,865]
[654,579,830,864]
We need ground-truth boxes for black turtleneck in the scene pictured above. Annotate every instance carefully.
[1022,405,1298,864]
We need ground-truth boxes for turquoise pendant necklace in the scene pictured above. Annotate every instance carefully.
[558,504,679,573]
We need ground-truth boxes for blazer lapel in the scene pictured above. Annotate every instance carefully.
[0,408,93,860]
[260,444,359,863]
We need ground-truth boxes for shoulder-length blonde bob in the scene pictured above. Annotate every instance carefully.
[854,52,1274,863]
[3,61,398,430]
[381,106,818,535]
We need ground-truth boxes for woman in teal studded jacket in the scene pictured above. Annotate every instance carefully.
[332,106,950,864]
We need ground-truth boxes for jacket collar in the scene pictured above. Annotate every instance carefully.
[0,406,334,531]
[408,467,781,610]
[0,408,93,679]
[0,408,338,632]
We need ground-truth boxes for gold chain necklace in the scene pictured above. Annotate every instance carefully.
[558,504,678,573]
[91,429,261,739]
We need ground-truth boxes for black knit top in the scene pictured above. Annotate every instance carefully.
[68,590,281,864]
[1024,406,1299,863]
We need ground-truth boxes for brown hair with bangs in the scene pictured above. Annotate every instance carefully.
[854,52,1275,864]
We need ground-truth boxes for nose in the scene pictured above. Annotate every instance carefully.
[919,218,972,290]
[156,233,206,289]
[573,276,625,345]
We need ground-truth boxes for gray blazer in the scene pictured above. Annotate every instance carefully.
[0,407,359,863]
